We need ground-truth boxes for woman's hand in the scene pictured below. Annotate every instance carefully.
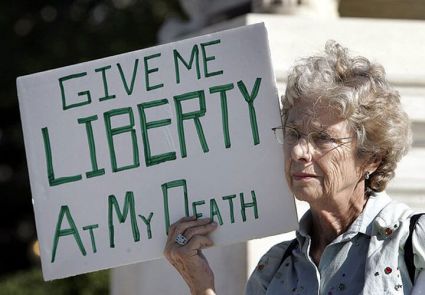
[164,216,218,295]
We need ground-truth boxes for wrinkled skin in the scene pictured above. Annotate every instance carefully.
[283,100,379,264]
[284,100,368,207]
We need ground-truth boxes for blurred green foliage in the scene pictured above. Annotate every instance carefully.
[0,268,109,295]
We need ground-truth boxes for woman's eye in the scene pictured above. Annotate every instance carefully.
[313,132,332,143]
[284,129,299,139]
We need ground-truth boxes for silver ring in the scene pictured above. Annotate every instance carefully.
[175,233,188,246]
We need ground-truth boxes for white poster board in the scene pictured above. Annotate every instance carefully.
[16,23,297,280]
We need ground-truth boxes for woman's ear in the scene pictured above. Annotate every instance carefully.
[359,153,381,178]
[365,154,382,175]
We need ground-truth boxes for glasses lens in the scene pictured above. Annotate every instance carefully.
[273,128,284,144]
[283,127,299,145]
[279,126,351,150]
[310,132,334,149]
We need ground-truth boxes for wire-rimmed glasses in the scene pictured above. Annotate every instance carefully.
[272,126,353,150]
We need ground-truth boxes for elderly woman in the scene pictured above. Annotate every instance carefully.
[164,41,425,294]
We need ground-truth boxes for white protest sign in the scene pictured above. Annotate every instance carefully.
[16,23,297,280]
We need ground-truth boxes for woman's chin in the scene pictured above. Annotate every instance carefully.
[292,187,321,203]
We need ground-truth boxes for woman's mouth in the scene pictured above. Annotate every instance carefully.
[292,172,318,181]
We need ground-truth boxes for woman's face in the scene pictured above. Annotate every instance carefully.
[284,101,366,205]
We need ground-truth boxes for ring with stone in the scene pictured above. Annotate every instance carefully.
[175,233,188,246]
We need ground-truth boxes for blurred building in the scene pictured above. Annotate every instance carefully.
[112,1,425,294]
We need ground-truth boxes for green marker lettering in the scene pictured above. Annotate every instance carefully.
[237,78,262,145]
[82,224,99,253]
[173,46,200,84]
[108,192,140,248]
[222,194,237,223]
[78,115,105,178]
[59,72,91,110]
[174,90,209,158]
[137,99,176,166]
[192,200,205,219]
[200,39,224,77]
[51,205,86,263]
[138,212,154,239]
[117,59,139,95]
[42,127,82,186]
[240,190,259,222]
[209,83,234,148]
[210,198,223,225]
[144,53,164,91]
[104,107,140,172]
[161,179,189,234]
[95,65,116,101]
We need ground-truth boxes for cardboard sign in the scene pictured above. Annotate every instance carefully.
[16,23,297,280]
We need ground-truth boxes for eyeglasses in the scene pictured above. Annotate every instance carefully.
[272,126,353,150]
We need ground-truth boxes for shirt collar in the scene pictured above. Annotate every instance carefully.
[297,210,312,239]
[349,191,392,236]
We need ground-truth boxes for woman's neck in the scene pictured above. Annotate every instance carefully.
[308,187,368,265]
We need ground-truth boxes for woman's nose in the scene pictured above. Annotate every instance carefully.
[290,138,313,162]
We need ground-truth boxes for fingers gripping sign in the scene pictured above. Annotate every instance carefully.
[164,216,218,295]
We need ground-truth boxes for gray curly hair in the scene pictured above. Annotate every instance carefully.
[281,40,412,192]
